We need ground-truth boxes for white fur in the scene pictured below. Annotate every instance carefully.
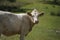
[0,11,11,13]
[31,9,40,23]
[15,13,27,19]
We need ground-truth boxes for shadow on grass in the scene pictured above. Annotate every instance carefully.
[50,12,60,16]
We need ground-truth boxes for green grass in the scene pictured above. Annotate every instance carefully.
[1,2,60,40]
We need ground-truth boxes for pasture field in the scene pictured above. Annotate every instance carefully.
[1,2,60,40]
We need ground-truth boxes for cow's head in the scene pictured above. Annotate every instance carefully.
[27,9,44,24]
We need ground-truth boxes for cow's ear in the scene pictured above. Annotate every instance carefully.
[27,12,32,16]
[39,12,44,16]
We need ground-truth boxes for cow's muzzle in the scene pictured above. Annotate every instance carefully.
[35,21,39,24]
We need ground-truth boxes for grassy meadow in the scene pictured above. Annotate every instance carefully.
[1,1,60,40]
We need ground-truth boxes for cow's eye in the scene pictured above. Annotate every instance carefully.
[32,15,34,17]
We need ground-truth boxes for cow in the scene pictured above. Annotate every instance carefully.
[0,9,44,40]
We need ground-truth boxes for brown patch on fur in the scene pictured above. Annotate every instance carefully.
[27,12,32,16]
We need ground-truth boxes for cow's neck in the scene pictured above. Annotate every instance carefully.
[27,15,35,32]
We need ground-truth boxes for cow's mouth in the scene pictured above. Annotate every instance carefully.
[35,21,39,24]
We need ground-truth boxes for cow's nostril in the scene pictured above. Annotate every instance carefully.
[35,21,39,24]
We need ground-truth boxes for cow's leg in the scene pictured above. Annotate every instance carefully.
[20,32,25,40]
[20,26,30,40]
[0,27,2,40]
[0,26,2,40]
[0,34,1,40]
[20,26,26,40]
[20,25,28,40]
[1,35,6,40]
[0,24,4,40]
[20,24,26,40]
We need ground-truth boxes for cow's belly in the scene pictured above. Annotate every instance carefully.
[1,24,21,36]
[2,29,21,36]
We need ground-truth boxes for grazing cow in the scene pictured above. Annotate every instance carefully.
[0,9,44,40]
